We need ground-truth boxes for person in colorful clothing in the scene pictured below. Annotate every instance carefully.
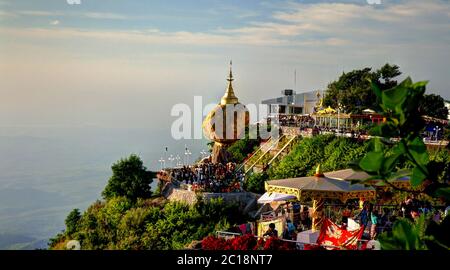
[370,209,379,239]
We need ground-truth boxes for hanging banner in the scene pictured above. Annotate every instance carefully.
[316,218,364,250]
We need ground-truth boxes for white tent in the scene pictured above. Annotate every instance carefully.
[257,192,296,204]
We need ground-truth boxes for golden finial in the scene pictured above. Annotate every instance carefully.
[227,60,233,82]
[314,164,324,177]
[221,60,239,105]
[315,90,323,108]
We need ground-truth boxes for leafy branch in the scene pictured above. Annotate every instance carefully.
[351,76,450,250]
[351,77,449,200]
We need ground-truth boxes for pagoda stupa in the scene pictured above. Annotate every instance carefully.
[202,61,249,163]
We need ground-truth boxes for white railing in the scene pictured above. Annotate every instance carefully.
[267,135,298,166]
[244,135,285,175]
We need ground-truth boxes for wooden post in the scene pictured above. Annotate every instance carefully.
[311,198,325,232]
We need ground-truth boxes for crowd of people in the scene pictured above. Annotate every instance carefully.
[274,114,447,144]
[273,115,372,140]
[333,197,449,240]
[276,115,315,128]
[170,162,244,193]
[260,196,449,244]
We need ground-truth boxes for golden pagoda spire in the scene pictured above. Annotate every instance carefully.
[220,60,239,105]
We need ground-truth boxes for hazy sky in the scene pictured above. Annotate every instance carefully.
[1,0,449,129]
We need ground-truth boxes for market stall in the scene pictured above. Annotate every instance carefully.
[264,165,376,234]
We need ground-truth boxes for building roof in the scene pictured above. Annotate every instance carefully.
[266,175,373,193]
[265,165,375,201]
[261,90,323,107]
[325,168,410,184]
[324,169,371,181]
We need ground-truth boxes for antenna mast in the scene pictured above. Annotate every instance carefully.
[294,69,297,91]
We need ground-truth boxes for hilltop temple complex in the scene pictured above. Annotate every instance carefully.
[155,62,449,250]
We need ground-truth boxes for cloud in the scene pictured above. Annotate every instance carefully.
[3,0,447,49]
[0,10,17,18]
[1,0,449,49]
[221,0,450,47]
[50,20,60,25]
[1,0,449,124]
[83,12,128,20]
[8,10,130,20]
[0,0,449,52]
[18,10,64,16]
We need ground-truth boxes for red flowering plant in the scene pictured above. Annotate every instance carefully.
[263,237,281,250]
[202,235,296,250]
[303,244,325,250]
[253,237,296,250]
[202,235,258,250]
[230,234,257,250]
[201,235,232,250]
[253,237,266,250]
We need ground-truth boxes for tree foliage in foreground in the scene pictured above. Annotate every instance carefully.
[378,213,450,250]
[352,77,449,198]
[352,77,450,250]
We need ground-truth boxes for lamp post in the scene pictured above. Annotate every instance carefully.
[434,126,441,142]
[337,102,341,134]
[176,155,181,167]
[188,150,192,164]
[184,145,192,166]
[200,149,208,159]
[168,154,175,168]
[158,157,165,170]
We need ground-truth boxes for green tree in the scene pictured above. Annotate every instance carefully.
[268,135,359,179]
[323,63,401,113]
[65,209,81,236]
[418,94,449,120]
[226,124,263,163]
[228,136,259,163]
[244,173,268,193]
[102,154,154,202]
[115,207,161,249]
[376,63,402,89]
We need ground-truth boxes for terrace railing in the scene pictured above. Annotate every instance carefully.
[244,135,285,175]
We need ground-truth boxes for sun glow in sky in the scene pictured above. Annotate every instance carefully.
[1,0,449,129]
[0,1,449,248]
